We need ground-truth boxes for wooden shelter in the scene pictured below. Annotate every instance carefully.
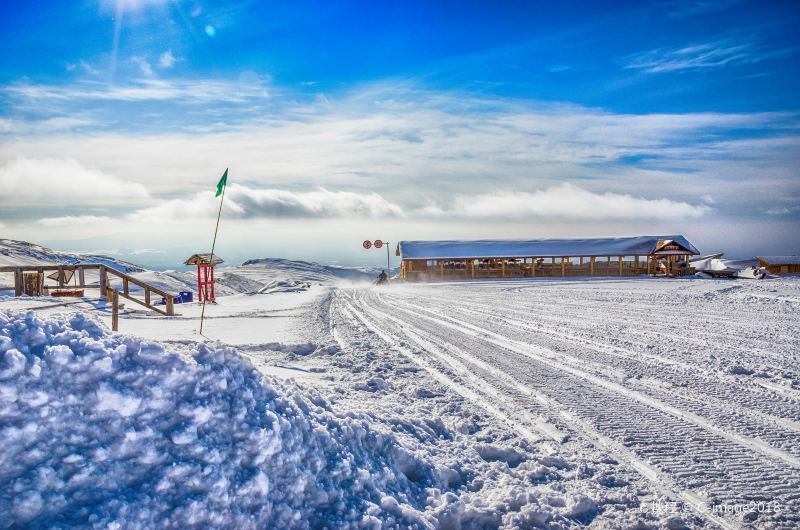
[757,256,800,274]
[396,235,699,282]
[184,253,223,303]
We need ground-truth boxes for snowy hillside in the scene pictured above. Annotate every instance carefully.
[0,240,377,297]
[0,239,144,273]
[239,258,380,284]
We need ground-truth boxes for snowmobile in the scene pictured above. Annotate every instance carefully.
[375,270,389,286]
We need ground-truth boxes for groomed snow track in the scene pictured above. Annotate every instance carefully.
[331,279,800,529]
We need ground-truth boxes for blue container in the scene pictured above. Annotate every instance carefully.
[179,291,193,303]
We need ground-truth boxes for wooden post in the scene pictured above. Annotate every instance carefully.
[561,257,566,277]
[14,268,22,296]
[123,277,129,297]
[439,261,444,280]
[78,267,85,287]
[99,266,108,299]
[23,272,44,296]
[471,260,475,278]
[166,295,174,317]
[57,266,65,288]
[501,260,505,278]
[531,258,536,277]
[111,289,119,332]
[647,256,652,275]
[590,257,595,276]
[634,255,639,274]
[619,256,623,276]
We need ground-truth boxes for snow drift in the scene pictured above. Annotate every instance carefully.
[0,310,437,529]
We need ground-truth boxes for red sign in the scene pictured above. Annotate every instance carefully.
[362,240,372,249]
[373,239,383,248]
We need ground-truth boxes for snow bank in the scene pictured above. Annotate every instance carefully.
[0,310,438,529]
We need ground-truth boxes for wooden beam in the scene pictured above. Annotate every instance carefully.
[111,289,119,332]
[619,256,623,276]
[501,260,505,278]
[590,257,595,276]
[99,266,108,298]
[440,261,444,280]
[14,269,22,297]
[531,258,536,277]
[561,257,566,277]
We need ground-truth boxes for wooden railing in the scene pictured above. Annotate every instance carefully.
[0,264,176,316]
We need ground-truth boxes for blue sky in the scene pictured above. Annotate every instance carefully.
[0,0,798,267]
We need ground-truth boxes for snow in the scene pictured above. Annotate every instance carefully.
[1,238,799,529]
[757,255,800,266]
[0,310,437,528]
[398,235,700,260]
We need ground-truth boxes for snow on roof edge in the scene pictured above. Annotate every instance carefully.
[398,235,699,260]
[756,256,800,265]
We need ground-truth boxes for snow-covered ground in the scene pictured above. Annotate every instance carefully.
[1,242,799,528]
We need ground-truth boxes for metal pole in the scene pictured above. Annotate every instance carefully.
[386,241,390,272]
[200,176,227,336]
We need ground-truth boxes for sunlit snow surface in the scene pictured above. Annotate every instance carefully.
[0,311,436,528]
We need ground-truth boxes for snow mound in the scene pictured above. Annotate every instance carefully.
[0,310,438,528]
[258,279,311,294]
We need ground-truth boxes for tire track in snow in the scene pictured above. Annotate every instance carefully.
[383,293,800,470]
[341,289,741,530]
[421,297,800,440]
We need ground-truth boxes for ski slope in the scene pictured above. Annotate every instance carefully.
[331,277,800,529]
[2,239,798,528]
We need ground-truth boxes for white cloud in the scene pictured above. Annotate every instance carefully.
[0,158,150,205]
[129,184,405,221]
[624,39,789,73]
[158,51,177,69]
[132,57,155,77]
[4,77,269,104]
[765,205,799,215]
[420,183,710,220]
[39,215,116,226]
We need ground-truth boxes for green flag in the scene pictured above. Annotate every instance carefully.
[215,168,228,197]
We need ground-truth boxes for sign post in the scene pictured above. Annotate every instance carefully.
[363,239,391,276]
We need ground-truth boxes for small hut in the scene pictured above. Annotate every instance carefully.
[756,256,800,274]
[184,253,224,303]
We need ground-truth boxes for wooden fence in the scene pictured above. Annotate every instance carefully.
[0,264,176,317]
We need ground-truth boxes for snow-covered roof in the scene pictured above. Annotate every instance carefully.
[398,235,699,260]
[757,256,800,265]
[184,253,224,265]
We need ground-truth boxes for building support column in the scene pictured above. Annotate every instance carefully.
[619,256,623,276]
[561,257,566,277]
[439,261,444,280]
[531,258,536,277]
[501,260,505,278]
[590,257,595,276]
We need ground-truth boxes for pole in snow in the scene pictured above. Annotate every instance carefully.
[200,168,228,336]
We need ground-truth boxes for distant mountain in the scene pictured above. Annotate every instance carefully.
[239,258,379,284]
[0,239,144,273]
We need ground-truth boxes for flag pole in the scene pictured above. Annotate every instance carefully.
[200,170,227,336]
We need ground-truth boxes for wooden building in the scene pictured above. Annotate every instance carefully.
[396,236,699,282]
[757,256,800,274]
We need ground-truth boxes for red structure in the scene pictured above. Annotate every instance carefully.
[184,253,224,303]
